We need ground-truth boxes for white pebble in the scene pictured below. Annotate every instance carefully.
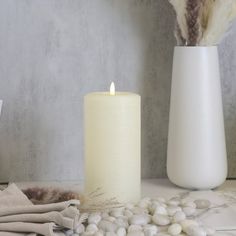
[168,223,182,235]
[86,224,98,233]
[185,226,206,236]
[75,224,85,233]
[94,231,104,236]
[168,199,180,206]
[128,224,142,232]
[124,209,133,218]
[181,201,196,209]
[101,212,109,219]
[110,209,124,218]
[103,216,116,222]
[106,232,116,236]
[180,220,199,232]
[65,230,74,236]
[154,206,168,215]
[98,220,117,232]
[117,227,126,236]
[139,198,151,208]
[172,211,186,223]
[194,199,211,209]
[156,197,166,203]
[115,217,129,228]
[129,214,151,225]
[127,231,144,236]
[152,214,170,226]
[88,213,102,225]
[132,207,149,215]
[156,233,171,236]
[143,224,158,236]
[182,207,196,216]
[167,206,182,216]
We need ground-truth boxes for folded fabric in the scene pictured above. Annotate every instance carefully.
[0,183,32,207]
[0,184,81,236]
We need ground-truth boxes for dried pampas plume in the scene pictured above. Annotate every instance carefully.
[200,0,236,45]
[169,0,187,45]
[168,0,236,46]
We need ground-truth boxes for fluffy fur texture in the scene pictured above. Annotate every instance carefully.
[23,187,122,212]
[169,0,236,46]
[23,187,83,204]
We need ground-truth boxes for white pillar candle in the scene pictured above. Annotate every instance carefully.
[84,83,141,203]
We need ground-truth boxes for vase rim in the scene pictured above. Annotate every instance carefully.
[175,46,217,48]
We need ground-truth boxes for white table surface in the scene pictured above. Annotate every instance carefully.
[2,179,236,235]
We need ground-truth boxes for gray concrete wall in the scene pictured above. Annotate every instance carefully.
[0,0,235,181]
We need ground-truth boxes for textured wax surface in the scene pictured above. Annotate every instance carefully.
[0,0,235,181]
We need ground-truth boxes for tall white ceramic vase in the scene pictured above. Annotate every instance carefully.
[167,46,227,189]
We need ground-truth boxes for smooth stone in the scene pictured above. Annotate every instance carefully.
[132,207,149,215]
[167,206,182,216]
[115,217,129,228]
[86,224,98,233]
[156,233,171,236]
[167,199,180,206]
[128,224,142,232]
[154,206,168,215]
[194,199,211,209]
[181,201,196,209]
[101,212,109,219]
[75,224,85,233]
[117,227,126,236]
[138,198,151,208]
[185,226,206,236]
[127,231,145,236]
[105,232,116,236]
[110,209,124,218]
[168,223,182,235]
[156,197,166,203]
[65,230,74,236]
[94,231,104,236]
[129,214,151,225]
[180,220,199,232]
[88,213,102,225]
[182,207,196,217]
[143,224,158,236]
[124,209,133,218]
[103,216,116,222]
[98,220,117,232]
[172,211,186,223]
[152,214,170,226]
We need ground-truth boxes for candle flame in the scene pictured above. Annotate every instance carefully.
[110,82,115,95]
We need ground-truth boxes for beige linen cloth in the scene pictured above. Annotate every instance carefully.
[0,183,81,236]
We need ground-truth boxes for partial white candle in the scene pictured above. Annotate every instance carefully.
[84,83,141,203]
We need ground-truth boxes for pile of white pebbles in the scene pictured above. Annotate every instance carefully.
[66,197,215,236]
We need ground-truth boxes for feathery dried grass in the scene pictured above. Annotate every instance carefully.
[200,0,236,45]
[169,0,236,46]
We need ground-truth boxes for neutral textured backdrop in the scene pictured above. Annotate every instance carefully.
[0,0,236,182]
